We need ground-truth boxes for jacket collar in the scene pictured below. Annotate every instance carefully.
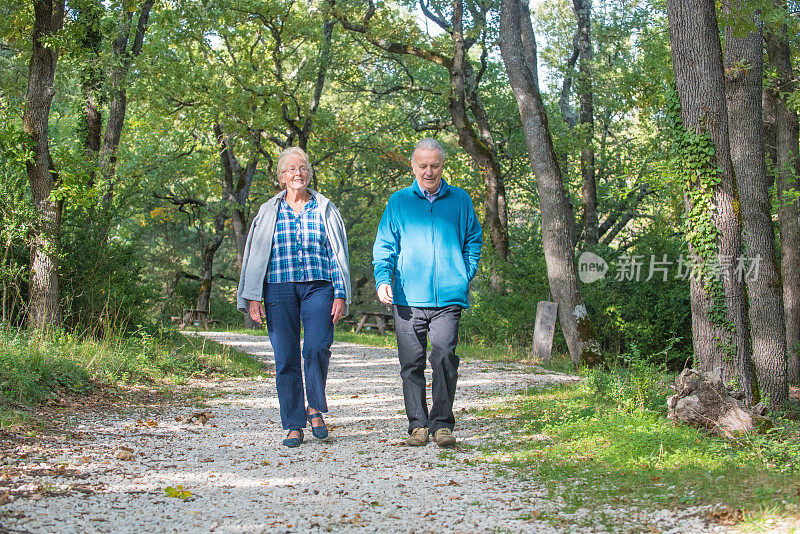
[411,178,450,199]
[268,188,329,211]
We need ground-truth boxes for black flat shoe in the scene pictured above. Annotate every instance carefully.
[282,429,303,447]
[306,412,329,439]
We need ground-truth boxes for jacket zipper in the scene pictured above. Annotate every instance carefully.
[431,200,437,306]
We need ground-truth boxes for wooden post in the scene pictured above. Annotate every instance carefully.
[533,301,559,361]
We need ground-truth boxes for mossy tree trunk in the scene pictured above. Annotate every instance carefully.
[665,0,758,403]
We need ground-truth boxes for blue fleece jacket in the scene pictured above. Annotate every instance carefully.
[373,179,483,308]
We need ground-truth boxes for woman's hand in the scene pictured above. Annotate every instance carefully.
[248,300,265,324]
[331,298,346,324]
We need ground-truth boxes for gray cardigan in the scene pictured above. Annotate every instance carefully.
[236,190,352,314]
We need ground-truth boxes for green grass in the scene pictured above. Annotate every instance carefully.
[0,327,265,428]
[474,381,800,523]
[212,321,575,368]
[331,326,577,374]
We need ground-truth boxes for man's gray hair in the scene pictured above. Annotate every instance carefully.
[411,138,445,163]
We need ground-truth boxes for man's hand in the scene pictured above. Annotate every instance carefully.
[248,300,265,324]
[331,298,346,324]
[377,284,393,306]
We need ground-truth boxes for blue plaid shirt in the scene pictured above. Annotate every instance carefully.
[266,197,346,298]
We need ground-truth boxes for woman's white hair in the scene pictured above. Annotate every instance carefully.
[411,138,445,163]
[276,146,313,187]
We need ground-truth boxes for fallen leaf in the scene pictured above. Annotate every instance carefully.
[164,485,192,500]
[0,492,10,505]
[708,508,743,526]
[188,412,214,425]
[115,450,135,461]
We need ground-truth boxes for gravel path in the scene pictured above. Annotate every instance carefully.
[0,332,745,533]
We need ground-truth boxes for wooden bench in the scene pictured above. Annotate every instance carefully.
[353,311,394,335]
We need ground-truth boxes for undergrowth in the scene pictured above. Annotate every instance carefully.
[474,353,800,525]
[0,326,264,427]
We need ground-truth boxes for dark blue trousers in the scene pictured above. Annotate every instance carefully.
[264,281,334,430]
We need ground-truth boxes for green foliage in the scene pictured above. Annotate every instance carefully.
[461,234,550,348]
[0,98,34,325]
[0,0,759,378]
[664,87,728,305]
[0,332,93,405]
[60,222,159,334]
[462,225,693,365]
[581,238,693,367]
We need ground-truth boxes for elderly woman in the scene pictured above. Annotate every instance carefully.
[237,147,351,447]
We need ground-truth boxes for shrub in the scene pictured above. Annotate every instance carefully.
[582,342,674,413]
[0,326,263,420]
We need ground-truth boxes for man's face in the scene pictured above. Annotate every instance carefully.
[411,148,444,194]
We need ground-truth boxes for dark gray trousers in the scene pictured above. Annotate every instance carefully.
[393,304,462,435]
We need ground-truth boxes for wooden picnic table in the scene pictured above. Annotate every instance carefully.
[353,310,394,335]
[171,309,220,329]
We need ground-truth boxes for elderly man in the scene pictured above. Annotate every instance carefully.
[373,138,483,447]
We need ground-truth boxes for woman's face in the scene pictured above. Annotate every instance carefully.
[280,155,311,193]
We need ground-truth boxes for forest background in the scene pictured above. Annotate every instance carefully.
[1,0,799,409]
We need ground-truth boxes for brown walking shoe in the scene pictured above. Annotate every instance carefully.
[433,428,456,447]
[406,427,429,446]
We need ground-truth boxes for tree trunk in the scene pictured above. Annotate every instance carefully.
[499,0,603,367]
[449,0,509,262]
[195,214,227,319]
[765,20,800,384]
[724,7,788,405]
[572,0,598,246]
[666,0,757,402]
[331,0,510,262]
[100,0,154,204]
[762,89,777,190]
[77,0,103,190]
[23,0,65,329]
[215,122,259,328]
[196,256,213,318]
